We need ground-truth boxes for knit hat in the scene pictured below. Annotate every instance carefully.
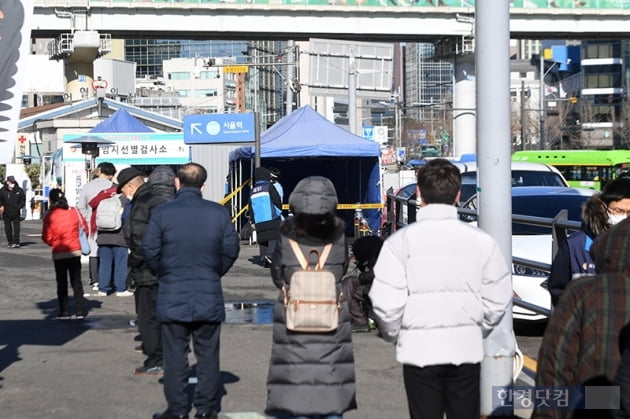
[289,176,338,215]
[148,166,175,187]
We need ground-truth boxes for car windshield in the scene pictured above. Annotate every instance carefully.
[460,170,567,203]
[512,194,587,235]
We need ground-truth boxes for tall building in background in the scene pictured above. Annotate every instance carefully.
[404,42,453,144]
[123,39,286,123]
[124,39,249,78]
[243,40,287,128]
[511,39,542,60]
[580,40,628,148]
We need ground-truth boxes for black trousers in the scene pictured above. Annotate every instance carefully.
[3,216,21,246]
[54,257,84,316]
[403,362,480,419]
[136,285,162,368]
[162,321,221,416]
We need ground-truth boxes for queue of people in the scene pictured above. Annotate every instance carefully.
[32,157,630,418]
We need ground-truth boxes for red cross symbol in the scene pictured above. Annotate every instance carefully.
[18,135,27,144]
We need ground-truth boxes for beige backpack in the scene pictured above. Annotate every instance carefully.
[282,239,343,333]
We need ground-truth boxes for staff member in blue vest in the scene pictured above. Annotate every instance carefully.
[249,166,283,267]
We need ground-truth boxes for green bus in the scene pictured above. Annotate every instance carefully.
[512,150,630,190]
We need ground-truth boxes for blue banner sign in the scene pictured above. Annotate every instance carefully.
[184,113,255,144]
[362,126,374,141]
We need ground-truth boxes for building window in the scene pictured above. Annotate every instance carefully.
[169,72,190,81]
[583,42,621,60]
[200,70,220,79]
[195,89,218,97]
[176,90,190,97]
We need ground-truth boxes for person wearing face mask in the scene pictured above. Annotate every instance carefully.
[548,177,630,306]
[0,176,26,248]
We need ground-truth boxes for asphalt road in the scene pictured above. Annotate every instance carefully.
[0,219,542,419]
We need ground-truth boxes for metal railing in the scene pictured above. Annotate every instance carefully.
[383,188,583,319]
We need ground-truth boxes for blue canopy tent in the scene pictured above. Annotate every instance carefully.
[90,109,154,133]
[229,105,382,235]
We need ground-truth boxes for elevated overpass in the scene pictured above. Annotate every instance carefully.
[32,0,630,41]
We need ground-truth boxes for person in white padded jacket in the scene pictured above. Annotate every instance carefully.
[369,158,512,419]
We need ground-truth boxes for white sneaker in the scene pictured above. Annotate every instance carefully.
[116,290,134,297]
[91,283,99,291]
[95,291,108,297]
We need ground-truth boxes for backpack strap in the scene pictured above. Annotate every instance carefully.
[288,239,333,270]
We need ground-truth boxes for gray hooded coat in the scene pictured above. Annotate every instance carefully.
[266,176,356,416]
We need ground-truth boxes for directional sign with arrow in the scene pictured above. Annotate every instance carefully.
[184,113,255,144]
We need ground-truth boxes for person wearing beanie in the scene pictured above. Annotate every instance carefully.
[266,176,357,418]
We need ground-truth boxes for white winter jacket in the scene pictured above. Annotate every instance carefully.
[369,204,512,368]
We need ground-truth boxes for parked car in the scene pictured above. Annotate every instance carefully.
[455,160,569,204]
[420,144,441,158]
[461,186,596,321]
[384,161,570,231]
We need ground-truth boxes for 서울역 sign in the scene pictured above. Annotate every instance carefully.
[183,113,255,144]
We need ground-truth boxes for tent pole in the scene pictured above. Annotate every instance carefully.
[255,112,261,168]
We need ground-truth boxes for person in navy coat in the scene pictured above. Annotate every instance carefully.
[142,163,240,419]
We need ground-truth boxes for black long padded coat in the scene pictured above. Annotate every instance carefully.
[266,216,357,416]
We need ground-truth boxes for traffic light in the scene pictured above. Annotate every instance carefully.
[569,96,578,104]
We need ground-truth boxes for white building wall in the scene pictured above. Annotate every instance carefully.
[23,55,65,93]
[163,57,225,112]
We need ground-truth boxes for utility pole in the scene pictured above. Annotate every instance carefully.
[348,47,357,135]
[286,40,295,116]
[476,0,515,416]
[539,52,545,150]
[521,80,526,151]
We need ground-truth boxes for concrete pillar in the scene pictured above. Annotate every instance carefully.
[476,0,515,416]
[453,53,476,159]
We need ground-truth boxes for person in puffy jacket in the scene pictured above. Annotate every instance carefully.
[266,176,356,419]
[42,189,89,319]
[369,159,512,419]
[0,175,26,247]
[142,163,239,419]
[124,166,176,376]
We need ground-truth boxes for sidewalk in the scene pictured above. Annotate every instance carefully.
[0,220,408,419]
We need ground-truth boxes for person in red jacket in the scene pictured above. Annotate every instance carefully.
[42,189,89,320]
